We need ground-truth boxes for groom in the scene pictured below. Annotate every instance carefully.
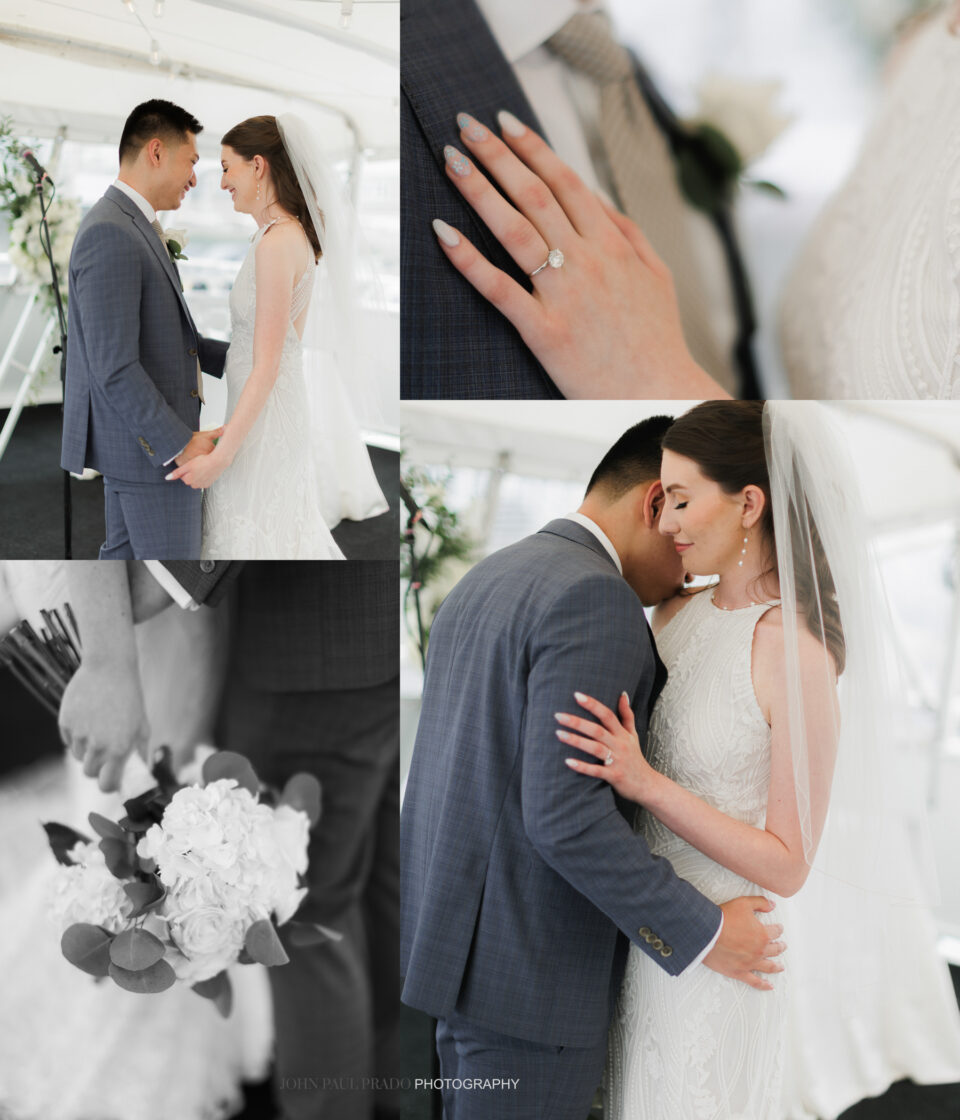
[61,99,227,560]
[401,417,784,1119]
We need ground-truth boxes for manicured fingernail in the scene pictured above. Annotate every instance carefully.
[556,730,572,742]
[621,690,629,699]
[432,218,460,247]
[555,712,570,723]
[457,112,489,142]
[564,759,578,768]
[574,691,587,703]
[444,145,471,176]
[164,472,175,480]
[497,109,526,137]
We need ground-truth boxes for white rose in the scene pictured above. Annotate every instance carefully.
[46,841,134,934]
[693,75,793,166]
[165,904,246,983]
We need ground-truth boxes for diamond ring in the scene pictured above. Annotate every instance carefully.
[530,249,564,277]
[604,751,614,767]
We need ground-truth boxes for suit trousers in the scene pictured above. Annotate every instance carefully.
[435,1010,607,1120]
[100,475,202,559]
[218,673,400,1120]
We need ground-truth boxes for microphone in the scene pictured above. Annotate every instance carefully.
[21,150,50,181]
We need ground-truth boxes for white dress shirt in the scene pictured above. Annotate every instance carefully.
[475,0,737,360]
[143,562,200,611]
[562,511,723,969]
[113,179,157,224]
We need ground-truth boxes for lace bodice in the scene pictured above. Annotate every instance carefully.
[201,220,343,559]
[606,590,786,1120]
[780,8,960,399]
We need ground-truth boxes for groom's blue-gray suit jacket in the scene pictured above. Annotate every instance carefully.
[400,520,721,1048]
[61,185,226,482]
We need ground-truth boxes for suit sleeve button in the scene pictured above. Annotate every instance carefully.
[200,560,216,574]
[638,927,651,938]
[661,946,673,958]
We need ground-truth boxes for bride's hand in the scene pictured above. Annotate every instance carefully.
[432,112,727,400]
[166,445,232,490]
[558,691,659,803]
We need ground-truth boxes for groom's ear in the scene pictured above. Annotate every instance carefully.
[642,481,665,528]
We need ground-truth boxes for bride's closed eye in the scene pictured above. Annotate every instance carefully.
[673,501,688,510]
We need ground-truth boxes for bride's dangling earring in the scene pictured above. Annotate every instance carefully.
[739,535,748,567]
[256,180,261,201]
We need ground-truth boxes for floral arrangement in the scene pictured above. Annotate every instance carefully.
[0,116,82,310]
[673,76,792,213]
[44,748,332,1017]
[400,460,475,663]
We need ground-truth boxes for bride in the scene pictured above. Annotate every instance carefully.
[168,114,387,556]
[558,402,960,1116]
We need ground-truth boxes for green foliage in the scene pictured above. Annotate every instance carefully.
[0,115,31,222]
[201,749,260,795]
[400,459,476,659]
[245,919,290,967]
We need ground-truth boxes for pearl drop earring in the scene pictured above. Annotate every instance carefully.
[256,180,261,201]
[738,536,748,567]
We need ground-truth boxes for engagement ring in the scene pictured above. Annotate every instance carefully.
[604,751,614,766]
[530,249,564,277]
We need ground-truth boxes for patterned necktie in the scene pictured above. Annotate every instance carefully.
[151,217,204,403]
[546,11,736,394]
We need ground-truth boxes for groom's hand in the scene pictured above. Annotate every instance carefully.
[175,427,224,466]
[59,660,150,793]
[703,896,785,991]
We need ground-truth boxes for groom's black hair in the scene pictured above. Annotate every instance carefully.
[585,415,674,500]
[119,100,203,165]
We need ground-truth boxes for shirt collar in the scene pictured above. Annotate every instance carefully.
[564,512,623,574]
[476,0,600,63]
[113,179,157,224]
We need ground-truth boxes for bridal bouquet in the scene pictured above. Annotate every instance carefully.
[44,749,333,1017]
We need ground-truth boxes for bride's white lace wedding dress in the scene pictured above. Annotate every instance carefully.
[780,6,960,398]
[607,591,786,1119]
[201,220,361,559]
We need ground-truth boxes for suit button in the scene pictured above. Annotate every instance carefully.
[138,436,147,446]
[200,560,215,574]
[643,932,655,944]
[188,347,198,356]
[652,938,664,950]
[661,946,673,958]
[190,389,199,398]
[638,927,651,938]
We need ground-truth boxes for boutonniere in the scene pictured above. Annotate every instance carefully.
[161,227,189,261]
[672,76,792,213]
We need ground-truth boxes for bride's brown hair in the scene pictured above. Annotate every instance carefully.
[662,401,845,674]
[221,115,323,262]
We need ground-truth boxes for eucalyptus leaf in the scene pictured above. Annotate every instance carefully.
[61,923,113,977]
[109,928,166,971]
[279,773,322,826]
[124,879,165,918]
[245,919,290,967]
[99,837,136,880]
[750,179,788,200]
[88,811,125,840]
[109,957,176,994]
[43,821,91,865]
[192,971,234,1018]
[201,751,260,795]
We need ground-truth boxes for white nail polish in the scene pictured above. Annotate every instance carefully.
[574,691,587,703]
[432,218,460,247]
[497,109,526,137]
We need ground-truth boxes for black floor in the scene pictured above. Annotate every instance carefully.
[0,404,398,559]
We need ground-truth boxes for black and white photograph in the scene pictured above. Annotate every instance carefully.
[0,559,399,1120]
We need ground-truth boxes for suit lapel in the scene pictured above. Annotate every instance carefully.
[402,0,546,266]
[105,186,198,341]
[539,517,668,718]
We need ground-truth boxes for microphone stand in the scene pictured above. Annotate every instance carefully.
[399,479,427,670]
[31,170,71,558]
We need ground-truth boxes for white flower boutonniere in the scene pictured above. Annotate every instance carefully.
[162,227,189,261]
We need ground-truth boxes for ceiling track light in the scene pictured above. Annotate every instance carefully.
[154,0,165,15]
[121,0,136,11]
[149,39,161,64]
[340,0,353,30]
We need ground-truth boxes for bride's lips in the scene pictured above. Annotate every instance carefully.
[674,542,692,553]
